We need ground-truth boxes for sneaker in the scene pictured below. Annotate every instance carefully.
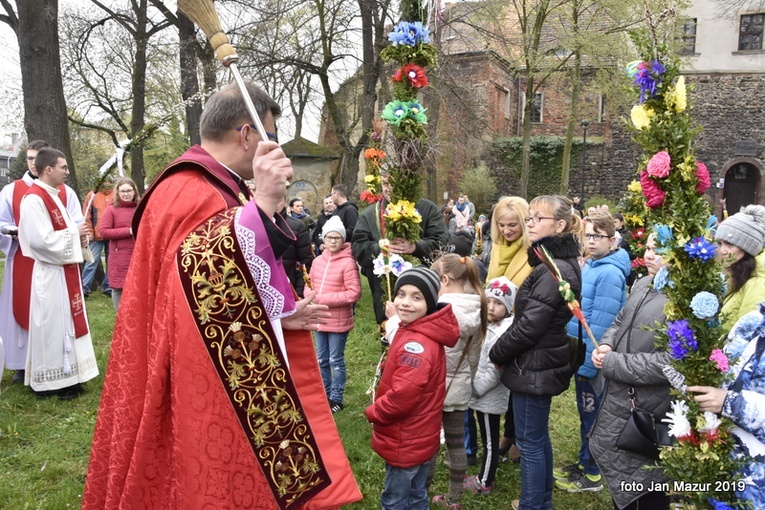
[432,494,462,510]
[553,462,582,480]
[511,500,520,510]
[555,470,603,492]
[462,475,493,495]
[329,400,343,414]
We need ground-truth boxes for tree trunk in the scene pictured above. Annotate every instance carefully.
[17,0,79,194]
[520,75,535,200]
[179,10,201,146]
[129,0,149,192]
[560,0,581,195]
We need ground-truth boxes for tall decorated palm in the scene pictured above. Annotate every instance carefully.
[627,5,739,508]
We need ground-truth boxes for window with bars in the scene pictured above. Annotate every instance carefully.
[739,13,764,51]
[530,92,543,123]
[680,18,697,54]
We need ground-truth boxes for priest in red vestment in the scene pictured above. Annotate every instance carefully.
[83,82,361,509]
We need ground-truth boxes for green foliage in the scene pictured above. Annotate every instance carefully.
[457,164,499,216]
[143,116,190,185]
[380,43,437,68]
[68,119,118,197]
[10,144,28,181]
[584,195,618,212]
[494,136,601,198]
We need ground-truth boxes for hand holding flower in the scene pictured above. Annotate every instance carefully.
[687,385,728,414]
[592,344,612,369]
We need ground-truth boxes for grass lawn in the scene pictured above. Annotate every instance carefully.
[0,260,613,509]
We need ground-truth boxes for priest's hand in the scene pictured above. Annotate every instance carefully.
[283,290,330,331]
[251,141,294,216]
[78,223,91,247]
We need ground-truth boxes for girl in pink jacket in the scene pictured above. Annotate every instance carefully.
[309,215,362,413]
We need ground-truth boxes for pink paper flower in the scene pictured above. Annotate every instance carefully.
[640,170,666,208]
[696,161,711,194]
[709,348,729,372]
[647,151,671,178]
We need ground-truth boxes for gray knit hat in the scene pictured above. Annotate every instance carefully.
[394,266,441,315]
[715,205,765,256]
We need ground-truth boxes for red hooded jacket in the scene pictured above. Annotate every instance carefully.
[365,303,460,468]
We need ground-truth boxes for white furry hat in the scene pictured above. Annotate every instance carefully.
[321,215,346,241]
[485,276,517,314]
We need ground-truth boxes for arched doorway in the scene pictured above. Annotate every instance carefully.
[724,162,759,216]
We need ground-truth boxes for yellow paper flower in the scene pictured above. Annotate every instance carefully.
[674,76,687,112]
[365,174,380,185]
[631,105,655,130]
[385,200,422,223]
[628,180,642,193]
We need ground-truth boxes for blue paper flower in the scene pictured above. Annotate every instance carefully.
[667,319,698,360]
[633,60,666,103]
[708,498,734,510]
[690,291,719,319]
[684,236,716,262]
[706,215,718,232]
[653,266,670,291]
[388,21,430,46]
[653,224,674,253]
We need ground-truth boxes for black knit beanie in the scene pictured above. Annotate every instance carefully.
[394,266,441,315]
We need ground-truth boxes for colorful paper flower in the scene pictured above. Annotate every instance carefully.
[640,170,666,208]
[631,105,655,130]
[388,21,430,46]
[708,499,734,510]
[360,190,382,204]
[647,151,672,178]
[653,224,674,251]
[696,161,711,194]
[393,63,429,88]
[673,75,687,112]
[364,148,386,160]
[709,348,729,372]
[628,180,642,193]
[690,291,719,319]
[381,100,428,126]
[699,412,722,439]
[373,252,412,277]
[385,200,422,223]
[633,60,666,103]
[625,60,642,79]
[653,266,670,291]
[662,400,692,439]
[667,319,698,360]
[631,258,646,270]
[684,236,716,261]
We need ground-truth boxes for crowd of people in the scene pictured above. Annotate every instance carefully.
[2,82,765,510]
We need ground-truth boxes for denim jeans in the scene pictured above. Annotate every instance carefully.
[576,376,602,475]
[81,240,109,292]
[314,330,348,403]
[381,462,430,510]
[513,392,554,510]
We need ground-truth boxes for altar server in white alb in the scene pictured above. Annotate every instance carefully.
[0,140,83,384]
[18,148,98,399]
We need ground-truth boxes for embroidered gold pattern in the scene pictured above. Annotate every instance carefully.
[179,209,326,508]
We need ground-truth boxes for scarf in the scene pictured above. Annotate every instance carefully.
[487,237,532,289]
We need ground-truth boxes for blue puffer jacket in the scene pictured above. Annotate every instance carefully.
[566,249,630,379]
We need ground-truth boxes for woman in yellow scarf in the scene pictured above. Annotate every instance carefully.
[486,196,533,289]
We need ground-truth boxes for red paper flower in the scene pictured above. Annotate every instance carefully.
[640,170,666,208]
[696,161,711,194]
[392,63,429,88]
[631,228,645,240]
[360,190,382,204]
[647,151,671,178]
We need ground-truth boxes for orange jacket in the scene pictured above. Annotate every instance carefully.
[82,189,114,239]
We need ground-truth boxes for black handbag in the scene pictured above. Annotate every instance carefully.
[616,387,673,460]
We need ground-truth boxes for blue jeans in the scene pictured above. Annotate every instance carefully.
[381,462,430,510]
[513,392,554,510]
[314,331,348,403]
[81,240,109,292]
[576,376,602,475]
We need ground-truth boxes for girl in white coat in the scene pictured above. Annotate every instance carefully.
[429,253,488,509]
[465,276,517,495]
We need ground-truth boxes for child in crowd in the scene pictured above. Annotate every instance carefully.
[556,212,629,492]
[365,267,460,510]
[429,254,488,510]
[309,216,362,413]
[464,276,517,495]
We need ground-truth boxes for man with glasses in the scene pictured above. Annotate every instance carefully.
[84,81,360,509]
[0,139,84,384]
[17,148,98,399]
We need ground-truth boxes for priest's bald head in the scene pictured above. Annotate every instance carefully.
[199,82,282,181]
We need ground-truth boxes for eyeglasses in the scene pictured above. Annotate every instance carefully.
[118,189,134,195]
[324,235,343,243]
[524,216,556,225]
[236,124,278,142]
[584,233,610,241]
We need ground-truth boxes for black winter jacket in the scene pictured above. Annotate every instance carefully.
[279,209,314,297]
[489,234,581,396]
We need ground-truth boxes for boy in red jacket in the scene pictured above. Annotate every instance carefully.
[365,267,460,509]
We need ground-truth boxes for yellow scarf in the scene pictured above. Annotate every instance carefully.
[487,238,533,289]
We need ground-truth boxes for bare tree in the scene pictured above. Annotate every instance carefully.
[0,0,80,194]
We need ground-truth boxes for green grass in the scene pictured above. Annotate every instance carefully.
[0,261,613,509]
